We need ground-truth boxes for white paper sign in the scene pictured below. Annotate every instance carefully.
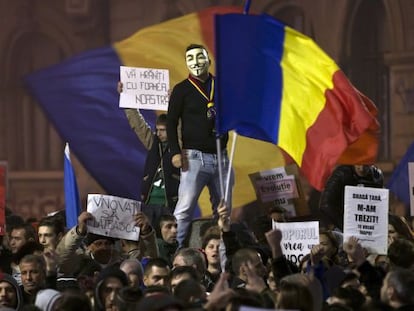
[343,186,389,254]
[251,168,299,203]
[119,66,169,111]
[272,221,319,266]
[86,194,141,241]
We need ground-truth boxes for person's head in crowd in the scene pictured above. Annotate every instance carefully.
[269,203,287,223]
[266,269,278,292]
[19,254,46,296]
[13,240,44,265]
[114,286,142,311]
[155,114,168,143]
[388,214,414,245]
[380,268,414,309]
[173,248,206,277]
[9,224,36,254]
[387,238,414,269]
[185,43,210,80]
[52,290,92,311]
[76,256,102,302]
[231,248,267,282]
[277,277,313,311]
[327,286,366,310]
[0,273,23,310]
[37,216,65,250]
[34,288,62,311]
[173,279,206,308]
[84,233,116,265]
[159,215,178,244]
[319,230,340,265]
[143,258,170,288]
[339,272,361,290]
[120,259,143,288]
[94,265,128,311]
[278,273,323,311]
[201,233,220,275]
[226,288,264,311]
[170,266,200,294]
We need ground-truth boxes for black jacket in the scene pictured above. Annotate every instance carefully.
[141,136,180,209]
[319,165,384,230]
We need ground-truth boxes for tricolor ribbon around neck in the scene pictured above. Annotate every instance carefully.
[188,77,215,103]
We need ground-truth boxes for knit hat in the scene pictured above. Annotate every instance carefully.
[34,289,62,311]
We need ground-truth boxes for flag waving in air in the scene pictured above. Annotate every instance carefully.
[215,13,379,191]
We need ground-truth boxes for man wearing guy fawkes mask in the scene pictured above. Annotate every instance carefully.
[167,44,234,247]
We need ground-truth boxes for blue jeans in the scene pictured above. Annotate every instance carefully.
[174,149,234,246]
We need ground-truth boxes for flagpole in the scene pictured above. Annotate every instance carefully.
[216,137,225,200]
[224,132,237,203]
[243,0,252,14]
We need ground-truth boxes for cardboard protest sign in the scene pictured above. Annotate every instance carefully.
[0,162,7,236]
[87,194,141,241]
[249,164,309,217]
[344,186,389,254]
[250,167,299,202]
[119,66,169,111]
[273,221,319,265]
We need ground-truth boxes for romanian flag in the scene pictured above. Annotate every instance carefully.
[215,14,380,191]
[25,6,285,215]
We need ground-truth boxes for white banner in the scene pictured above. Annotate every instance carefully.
[343,186,389,254]
[272,221,319,266]
[119,66,169,111]
[87,194,141,241]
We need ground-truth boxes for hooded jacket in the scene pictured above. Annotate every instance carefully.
[0,273,23,311]
[94,266,128,311]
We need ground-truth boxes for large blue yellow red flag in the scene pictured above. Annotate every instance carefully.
[64,143,81,228]
[215,13,380,191]
[25,6,284,215]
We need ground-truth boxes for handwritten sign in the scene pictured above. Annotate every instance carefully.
[87,194,141,241]
[273,221,319,265]
[249,167,299,203]
[343,186,388,254]
[119,66,169,111]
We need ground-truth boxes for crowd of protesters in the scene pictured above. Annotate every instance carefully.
[2,43,414,310]
[1,187,414,311]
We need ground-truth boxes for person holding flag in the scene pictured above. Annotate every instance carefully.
[167,44,234,247]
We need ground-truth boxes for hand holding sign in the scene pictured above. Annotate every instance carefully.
[133,212,151,236]
[77,211,93,235]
